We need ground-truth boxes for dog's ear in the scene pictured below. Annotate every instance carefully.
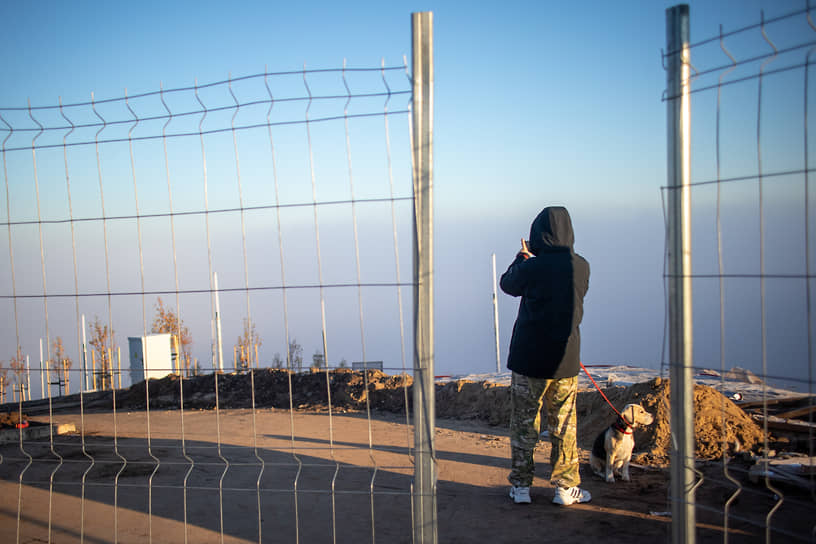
[627,405,637,425]
[621,405,634,426]
[626,404,644,426]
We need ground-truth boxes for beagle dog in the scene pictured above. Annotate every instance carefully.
[590,403,654,483]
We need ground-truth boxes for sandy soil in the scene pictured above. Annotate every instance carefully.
[0,402,813,543]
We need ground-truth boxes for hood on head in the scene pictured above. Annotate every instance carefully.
[528,206,574,255]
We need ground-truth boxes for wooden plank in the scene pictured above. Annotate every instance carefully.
[753,414,816,434]
[775,405,816,420]
[737,396,814,410]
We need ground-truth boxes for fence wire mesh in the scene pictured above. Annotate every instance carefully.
[0,59,425,543]
[663,5,816,542]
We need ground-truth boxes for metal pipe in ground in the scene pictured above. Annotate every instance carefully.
[666,4,696,543]
[412,10,437,544]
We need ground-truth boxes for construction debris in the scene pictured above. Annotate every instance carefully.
[748,456,816,491]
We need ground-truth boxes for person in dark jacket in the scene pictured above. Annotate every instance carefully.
[501,206,591,506]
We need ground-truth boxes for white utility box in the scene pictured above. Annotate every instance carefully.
[128,333,176,385]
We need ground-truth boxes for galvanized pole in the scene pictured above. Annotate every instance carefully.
[411,11,437,544]
[25,355,31,402]
[492,253,501,373]
[82,314,89,391]
[45,353,51,398]
[666,5,696,544]
[40,339,45,399]
[214,272,224,372]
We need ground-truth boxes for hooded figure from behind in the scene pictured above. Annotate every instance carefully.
[500,206,589,379]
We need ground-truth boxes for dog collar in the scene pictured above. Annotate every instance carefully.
[613,417,633,435]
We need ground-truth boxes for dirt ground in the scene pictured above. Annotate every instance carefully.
[0,371,814,543]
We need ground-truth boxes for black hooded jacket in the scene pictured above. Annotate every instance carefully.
[500,207,590,379]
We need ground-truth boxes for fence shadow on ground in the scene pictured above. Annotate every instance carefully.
[0,432,414,543]
[1,410,814,543]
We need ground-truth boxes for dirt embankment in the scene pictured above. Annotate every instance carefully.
[117,368,412,414]
[575,377,763,464]
[436,376,763,463]
[107,369,765,465]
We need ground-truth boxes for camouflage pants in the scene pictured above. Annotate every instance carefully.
[508,372,580,489]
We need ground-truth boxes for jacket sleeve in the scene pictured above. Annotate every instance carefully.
[499,254,529,297]
[579,257,590,298]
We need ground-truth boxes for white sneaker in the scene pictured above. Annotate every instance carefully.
[509,485,531,504]
[552,486,591,505]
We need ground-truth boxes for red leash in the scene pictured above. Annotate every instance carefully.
[579,362,632,428]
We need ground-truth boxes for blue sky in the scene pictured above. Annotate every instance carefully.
[1,0,813,393]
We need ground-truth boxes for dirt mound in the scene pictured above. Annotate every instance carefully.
[576,377,763,464]
[118,368,413,413]
[436,380,511,425]
[435,377,763,463]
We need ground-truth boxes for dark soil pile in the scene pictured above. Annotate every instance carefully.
[436,380,511,425]
[117,368,412,413]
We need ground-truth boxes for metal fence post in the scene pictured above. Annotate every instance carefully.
[666,5,696,544]
[492,253,501,373]
[411,10,437,544]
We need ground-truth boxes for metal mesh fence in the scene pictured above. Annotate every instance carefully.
[663,5,815,542]
[0,49,429,542]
